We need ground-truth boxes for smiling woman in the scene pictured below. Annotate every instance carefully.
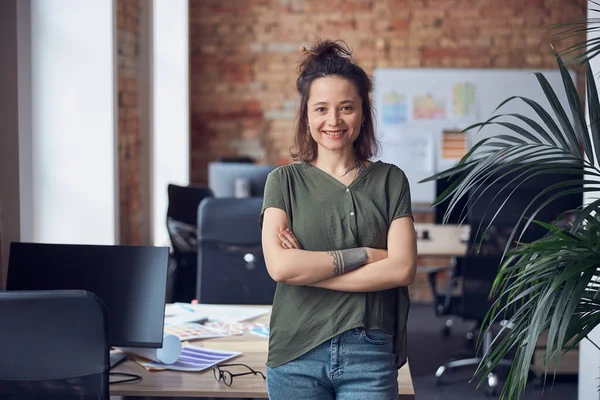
[307,76,364,155]
[291,41,379,172]
[259,40,417,400]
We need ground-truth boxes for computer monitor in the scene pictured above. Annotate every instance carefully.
[7,243,170,350]
[466,168,583,244]
[434,175,470,225]
[208,162,276,198]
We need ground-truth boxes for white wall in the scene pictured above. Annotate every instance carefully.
[30,0,117,245]
[152,0,190,246]
[579,2,600,399]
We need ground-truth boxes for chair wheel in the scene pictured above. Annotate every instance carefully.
[435,365,446,379]
[486,373,498,396]
[442,326,451,337]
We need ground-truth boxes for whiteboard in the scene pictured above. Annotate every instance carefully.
[373,68,576,203]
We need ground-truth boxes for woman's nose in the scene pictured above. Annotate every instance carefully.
[327,111,340,126]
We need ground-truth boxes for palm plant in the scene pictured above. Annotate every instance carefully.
[421,12,600,400]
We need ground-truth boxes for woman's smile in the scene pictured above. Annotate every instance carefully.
[323,129,348,139]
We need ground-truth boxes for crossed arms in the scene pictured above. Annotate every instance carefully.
[261,207,417,292]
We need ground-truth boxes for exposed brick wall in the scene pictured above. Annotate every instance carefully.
[189,0,587,301]
[189,0,587,184]
[117,0,142,245]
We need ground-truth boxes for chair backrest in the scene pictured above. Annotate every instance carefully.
[196,197,276,305]
[167,184,213,254]
[207,163,276,198]
[0,290,110,399]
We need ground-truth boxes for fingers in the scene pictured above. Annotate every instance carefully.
[278,232,293,248]
[278,227,300,249]
[285,230,300,249]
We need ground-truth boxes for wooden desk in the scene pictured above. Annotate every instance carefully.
[415,223,469,257]
[111,310,415,399]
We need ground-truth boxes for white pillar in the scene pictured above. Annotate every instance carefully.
[152,0,190,246]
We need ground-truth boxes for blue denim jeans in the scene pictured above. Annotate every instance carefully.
[266,328,398,400]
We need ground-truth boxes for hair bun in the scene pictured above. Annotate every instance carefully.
[300,40,352,59]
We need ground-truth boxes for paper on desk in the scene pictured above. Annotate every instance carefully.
[165,303,270,325]
[134,344,241,372]
[164,323,232,341]
[164,321,267,341]
[247,324,270,338]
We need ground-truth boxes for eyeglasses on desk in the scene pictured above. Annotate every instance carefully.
[213,363,266,386]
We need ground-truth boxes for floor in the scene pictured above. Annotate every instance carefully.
[408,303,578,399]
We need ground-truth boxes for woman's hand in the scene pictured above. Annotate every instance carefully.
[278,227,301,249]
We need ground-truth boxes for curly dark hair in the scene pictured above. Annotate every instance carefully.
[290,39,380,163]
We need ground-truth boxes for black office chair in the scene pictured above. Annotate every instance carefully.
[196,197,276,305]
[433,255,514,394]
[428,257,467,338]
[434,253,540,397]
[428,224,513,340]
[166,183,214,303]
[0,290,110,400]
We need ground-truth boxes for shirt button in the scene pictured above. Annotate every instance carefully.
[346,188,350,192]
[350,211,355,216]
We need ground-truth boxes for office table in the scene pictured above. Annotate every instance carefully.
[110,309,415,399]
[414,223,469,257]
[414,222,469,279]
[413,223,469,305]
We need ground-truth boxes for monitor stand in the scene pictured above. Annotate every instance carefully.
[110,348,127,369]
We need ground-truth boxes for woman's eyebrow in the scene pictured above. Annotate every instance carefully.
[311,99,355,107]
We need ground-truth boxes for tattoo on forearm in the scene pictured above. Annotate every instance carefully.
[327,248,368,276]
[328,251,342,276]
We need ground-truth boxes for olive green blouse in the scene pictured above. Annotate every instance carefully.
[260,161,412,369]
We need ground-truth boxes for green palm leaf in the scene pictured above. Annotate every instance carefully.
[420,50,600,399]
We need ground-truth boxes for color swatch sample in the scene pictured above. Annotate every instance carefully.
[139,345,241,372]
[452,82,477,118]
[442,130,468,160]
[164,323,230,341]
[382,91,408,125]
[413,93,446,120]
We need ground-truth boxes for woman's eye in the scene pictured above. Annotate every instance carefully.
[342,106,353,111]
[315,107,325,113]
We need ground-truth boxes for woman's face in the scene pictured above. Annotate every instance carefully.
[306,76,364,155]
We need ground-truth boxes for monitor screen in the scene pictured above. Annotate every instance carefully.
[466,169,583,244]
[7,243,170,348]
[208,162,276,198]
[434,176,470,225]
